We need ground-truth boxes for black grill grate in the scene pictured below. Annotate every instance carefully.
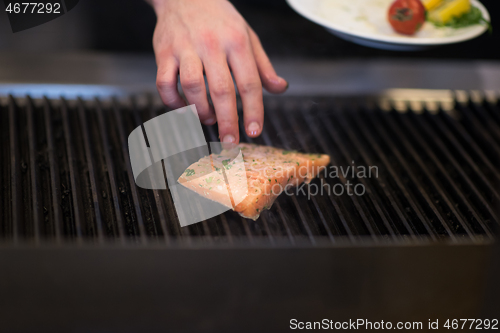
[1,92,499,246]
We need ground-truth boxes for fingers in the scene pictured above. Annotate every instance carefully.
[228,43,263,138]
[156,57,186,109]
[179,53,216,125]
[248,28,288,94]
[203,54,239,144]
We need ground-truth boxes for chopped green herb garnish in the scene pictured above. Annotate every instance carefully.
[222,159,232,170]
[206,176,213,183]
[185,169,195,176]
[430,6,491,32]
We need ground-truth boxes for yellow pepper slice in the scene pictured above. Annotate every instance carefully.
[428,0,471,24]
[422,0,443,11]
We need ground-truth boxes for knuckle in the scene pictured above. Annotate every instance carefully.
[211,84,233,99]
[159,93,180,106]
[196,107,211,118]
[228,30,248,50]
[156,77,177,91]
[156,68,177,91]
[201,31,220,52]
[238,81,261,95]
[181,74,204,93]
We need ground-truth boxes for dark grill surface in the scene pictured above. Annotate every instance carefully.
[1,92,499,246]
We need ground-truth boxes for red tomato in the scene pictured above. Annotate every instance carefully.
[388,0,426,35]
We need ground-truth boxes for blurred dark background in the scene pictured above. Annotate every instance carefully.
[0,0,498,59]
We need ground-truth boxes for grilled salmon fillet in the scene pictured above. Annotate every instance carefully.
[178,143,330,220]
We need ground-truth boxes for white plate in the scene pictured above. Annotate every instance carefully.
[286,0,490,51]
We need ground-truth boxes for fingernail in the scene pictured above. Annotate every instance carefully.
[247,122,260,136]
[204,117,216,125]
[222,134,235,143]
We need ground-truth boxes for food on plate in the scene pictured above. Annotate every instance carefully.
[388,0,490,35]
[178,143,330,220]
[428,0,470,24]
[427,0,490,29]
[387,0,426,35]
[422,0,443,11]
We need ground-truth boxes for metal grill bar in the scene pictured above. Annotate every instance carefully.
[283,109,335,244]
[353,107,438,240]
[457,103,500,158]
[145,100,173,244]
[61,98,84,241]
[409,110,494,237]
[432,112,500,202]
[337,107,417,240]
[328,109,398,239]
[301,112,357,242]
[381,110,470,240]
[265,111,317,245]
[262,111,306,244]
[112,98,148,244]
[77,98,105,243]
[9,96,20,243]
[130,98,170,242]
[300,103,377,241]
[27,97,41,243]
[43,97,62,242]
[392,110,479,240]
[0,92,498,246]
[366,109,456,240]
[170,134,208,240]
[95,98,126,244]
[469,98,500,144]
[321,115,382,240]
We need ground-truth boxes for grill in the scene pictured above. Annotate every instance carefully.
[1,90,499,246]
[1,90,499,332]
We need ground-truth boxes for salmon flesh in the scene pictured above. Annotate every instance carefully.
[178,143,330,220]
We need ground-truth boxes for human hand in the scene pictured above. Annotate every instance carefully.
[151,0,288,143]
